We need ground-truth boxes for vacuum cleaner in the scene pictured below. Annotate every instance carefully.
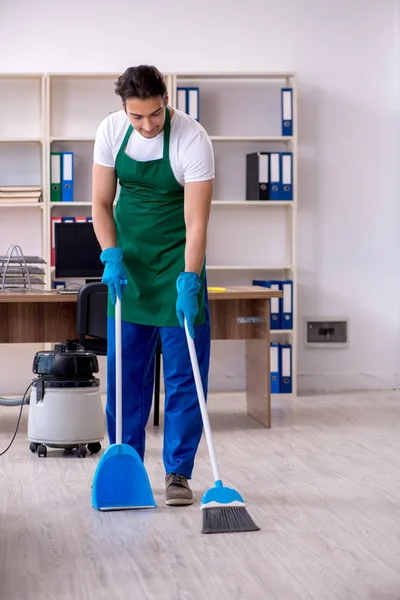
[27,341,105,458]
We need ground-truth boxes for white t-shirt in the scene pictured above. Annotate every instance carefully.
[93,107,215,186]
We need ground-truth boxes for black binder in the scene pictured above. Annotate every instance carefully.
[246,152,270,200]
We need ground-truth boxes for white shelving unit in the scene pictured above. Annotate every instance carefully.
[2,70,298,397]
[172,71,298,397]
[0,74,47,280]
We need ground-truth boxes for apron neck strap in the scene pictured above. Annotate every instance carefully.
[162,106,171,160]
[121,123,133,152]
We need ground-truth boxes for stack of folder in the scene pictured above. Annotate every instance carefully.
[244,88,294,201]
[246,152,293,201]
[0,186,42,203]
[270,342,292,394]
[50,152,74,202]
[253,279,293,329]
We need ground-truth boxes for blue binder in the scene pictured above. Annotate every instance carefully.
[187,87,199,121]
[61,152,74,202]
[86,217,93,223]
[177,88,187,113]
[281,152,293,201]
[253,279,281,329]
[177,87,199,121]
[269,153,281,200]
[280,343,292,393]
[281,88,293,136]
[281,280,293,329]
[270,342,281,394]
[62,216,75,223]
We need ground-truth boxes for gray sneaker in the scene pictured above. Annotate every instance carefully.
[165,473,193,506]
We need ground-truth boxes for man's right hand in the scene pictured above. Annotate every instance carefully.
[100,247,128,305]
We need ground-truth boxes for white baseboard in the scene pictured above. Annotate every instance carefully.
[207,373,399,395]
[298,373,398,395]
[208,374,246,392]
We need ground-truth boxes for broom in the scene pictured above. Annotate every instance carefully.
[184,318,260,534]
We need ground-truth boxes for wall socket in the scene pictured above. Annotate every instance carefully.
[305,318,348,348]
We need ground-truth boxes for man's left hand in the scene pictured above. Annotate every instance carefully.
[176,272,202,339]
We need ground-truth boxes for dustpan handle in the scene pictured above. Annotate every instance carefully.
[115,297,122,445]
[184,318,221,485]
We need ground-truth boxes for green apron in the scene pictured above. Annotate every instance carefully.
[108,107,206,327]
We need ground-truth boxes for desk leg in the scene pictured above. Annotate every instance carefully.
[245,299,271,428]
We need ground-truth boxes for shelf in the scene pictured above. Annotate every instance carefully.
[48,72,121,79]
[270,330,294,335]
[210,136,293,143]
[50,135,294,144]
[50,202,92,207]
[0,203,44,209]
[53,201,294,208]
[50,136,95,142]
[0,138,43,144]
[0,73,43,80]
[175,72,295,81]
[206,265,294,271]
[212,201,294,206]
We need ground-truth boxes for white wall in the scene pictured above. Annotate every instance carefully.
[0,0,399,394]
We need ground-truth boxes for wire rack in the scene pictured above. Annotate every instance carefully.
[0,244,46,292]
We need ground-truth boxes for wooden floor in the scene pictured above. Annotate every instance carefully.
[1,390,400,600]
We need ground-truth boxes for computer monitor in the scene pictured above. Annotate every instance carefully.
[54,222,104,278]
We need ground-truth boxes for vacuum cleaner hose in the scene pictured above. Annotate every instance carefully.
[0,397,28,406]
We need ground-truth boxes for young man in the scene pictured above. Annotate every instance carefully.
[92,65,214,506]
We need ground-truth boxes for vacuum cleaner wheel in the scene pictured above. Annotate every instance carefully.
[29,441,102,458]
[29,442,39,454]
[37,444,47,458]
[76,444,88,458]
[88,442,101,454]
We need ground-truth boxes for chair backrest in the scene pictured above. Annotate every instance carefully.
[76,282,108,340]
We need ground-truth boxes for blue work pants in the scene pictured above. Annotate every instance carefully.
[106,308,210,478]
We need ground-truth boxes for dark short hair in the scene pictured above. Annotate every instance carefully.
[115,65,167,103]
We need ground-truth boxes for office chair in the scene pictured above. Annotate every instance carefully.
[76,282,108,355]
[76,282,161,426]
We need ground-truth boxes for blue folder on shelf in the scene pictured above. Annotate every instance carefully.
[61,152,74,202]
[280,343,292,394]
[269,153,281,200]
[281,152,293,201]
[281,280,293,329]
[62,216,75,223]
[253,279,281,329]
[270,342,281,394]
[177,87,199,121]
[281,88,293,136]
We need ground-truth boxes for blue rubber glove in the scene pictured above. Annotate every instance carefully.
[176,272,202,339]
[100,247,128,305]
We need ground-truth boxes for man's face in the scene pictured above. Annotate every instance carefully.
[124,95,167,139]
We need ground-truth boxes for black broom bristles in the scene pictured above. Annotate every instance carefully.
[201,505,260,534]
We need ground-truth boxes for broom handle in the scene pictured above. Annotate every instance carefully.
[184,318,222,485]
[115,297,122,445]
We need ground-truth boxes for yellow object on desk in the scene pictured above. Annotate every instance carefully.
[207,287,227,292]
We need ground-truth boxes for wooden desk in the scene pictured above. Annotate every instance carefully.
[0,286,282,427]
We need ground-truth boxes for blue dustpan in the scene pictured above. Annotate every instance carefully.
[92,296,156,511]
